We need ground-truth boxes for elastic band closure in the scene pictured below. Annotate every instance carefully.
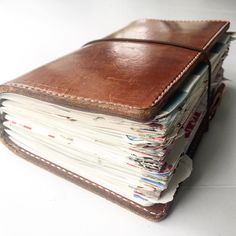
[84,38,212,129]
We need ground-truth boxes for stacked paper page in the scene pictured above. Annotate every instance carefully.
[0,34,232,206]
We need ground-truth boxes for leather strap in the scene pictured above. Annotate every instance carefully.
[84,38,212,130]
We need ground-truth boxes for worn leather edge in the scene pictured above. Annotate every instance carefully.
[2,20,230,122]
[0,84,153,122]
[1,58,199,122]
[0,131,171,221]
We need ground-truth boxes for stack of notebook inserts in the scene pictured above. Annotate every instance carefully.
[0,19,234,220]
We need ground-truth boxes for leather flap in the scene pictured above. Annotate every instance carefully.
[0,19,229,121]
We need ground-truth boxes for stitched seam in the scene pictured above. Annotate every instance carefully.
[6,139,167,217]
[6,53,200,108]
[5,83,139,109]
[5,20,229,111]
[152,53,200,105]
[203,21,229,50]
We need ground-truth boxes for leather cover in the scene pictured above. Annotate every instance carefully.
[0,19,229,220]
[0,19,229,121]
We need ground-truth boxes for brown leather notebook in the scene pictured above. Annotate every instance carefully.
[0,19,231,221]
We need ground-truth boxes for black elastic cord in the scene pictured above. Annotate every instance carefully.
[83,38,212,130]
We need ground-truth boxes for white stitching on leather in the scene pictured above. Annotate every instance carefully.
[202,21,229,50]
[5,83,138,109]
[152,53,200,106]
[7,140,167,218]
[6,20,229,111]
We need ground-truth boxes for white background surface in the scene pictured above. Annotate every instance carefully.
[0,1,236,235]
